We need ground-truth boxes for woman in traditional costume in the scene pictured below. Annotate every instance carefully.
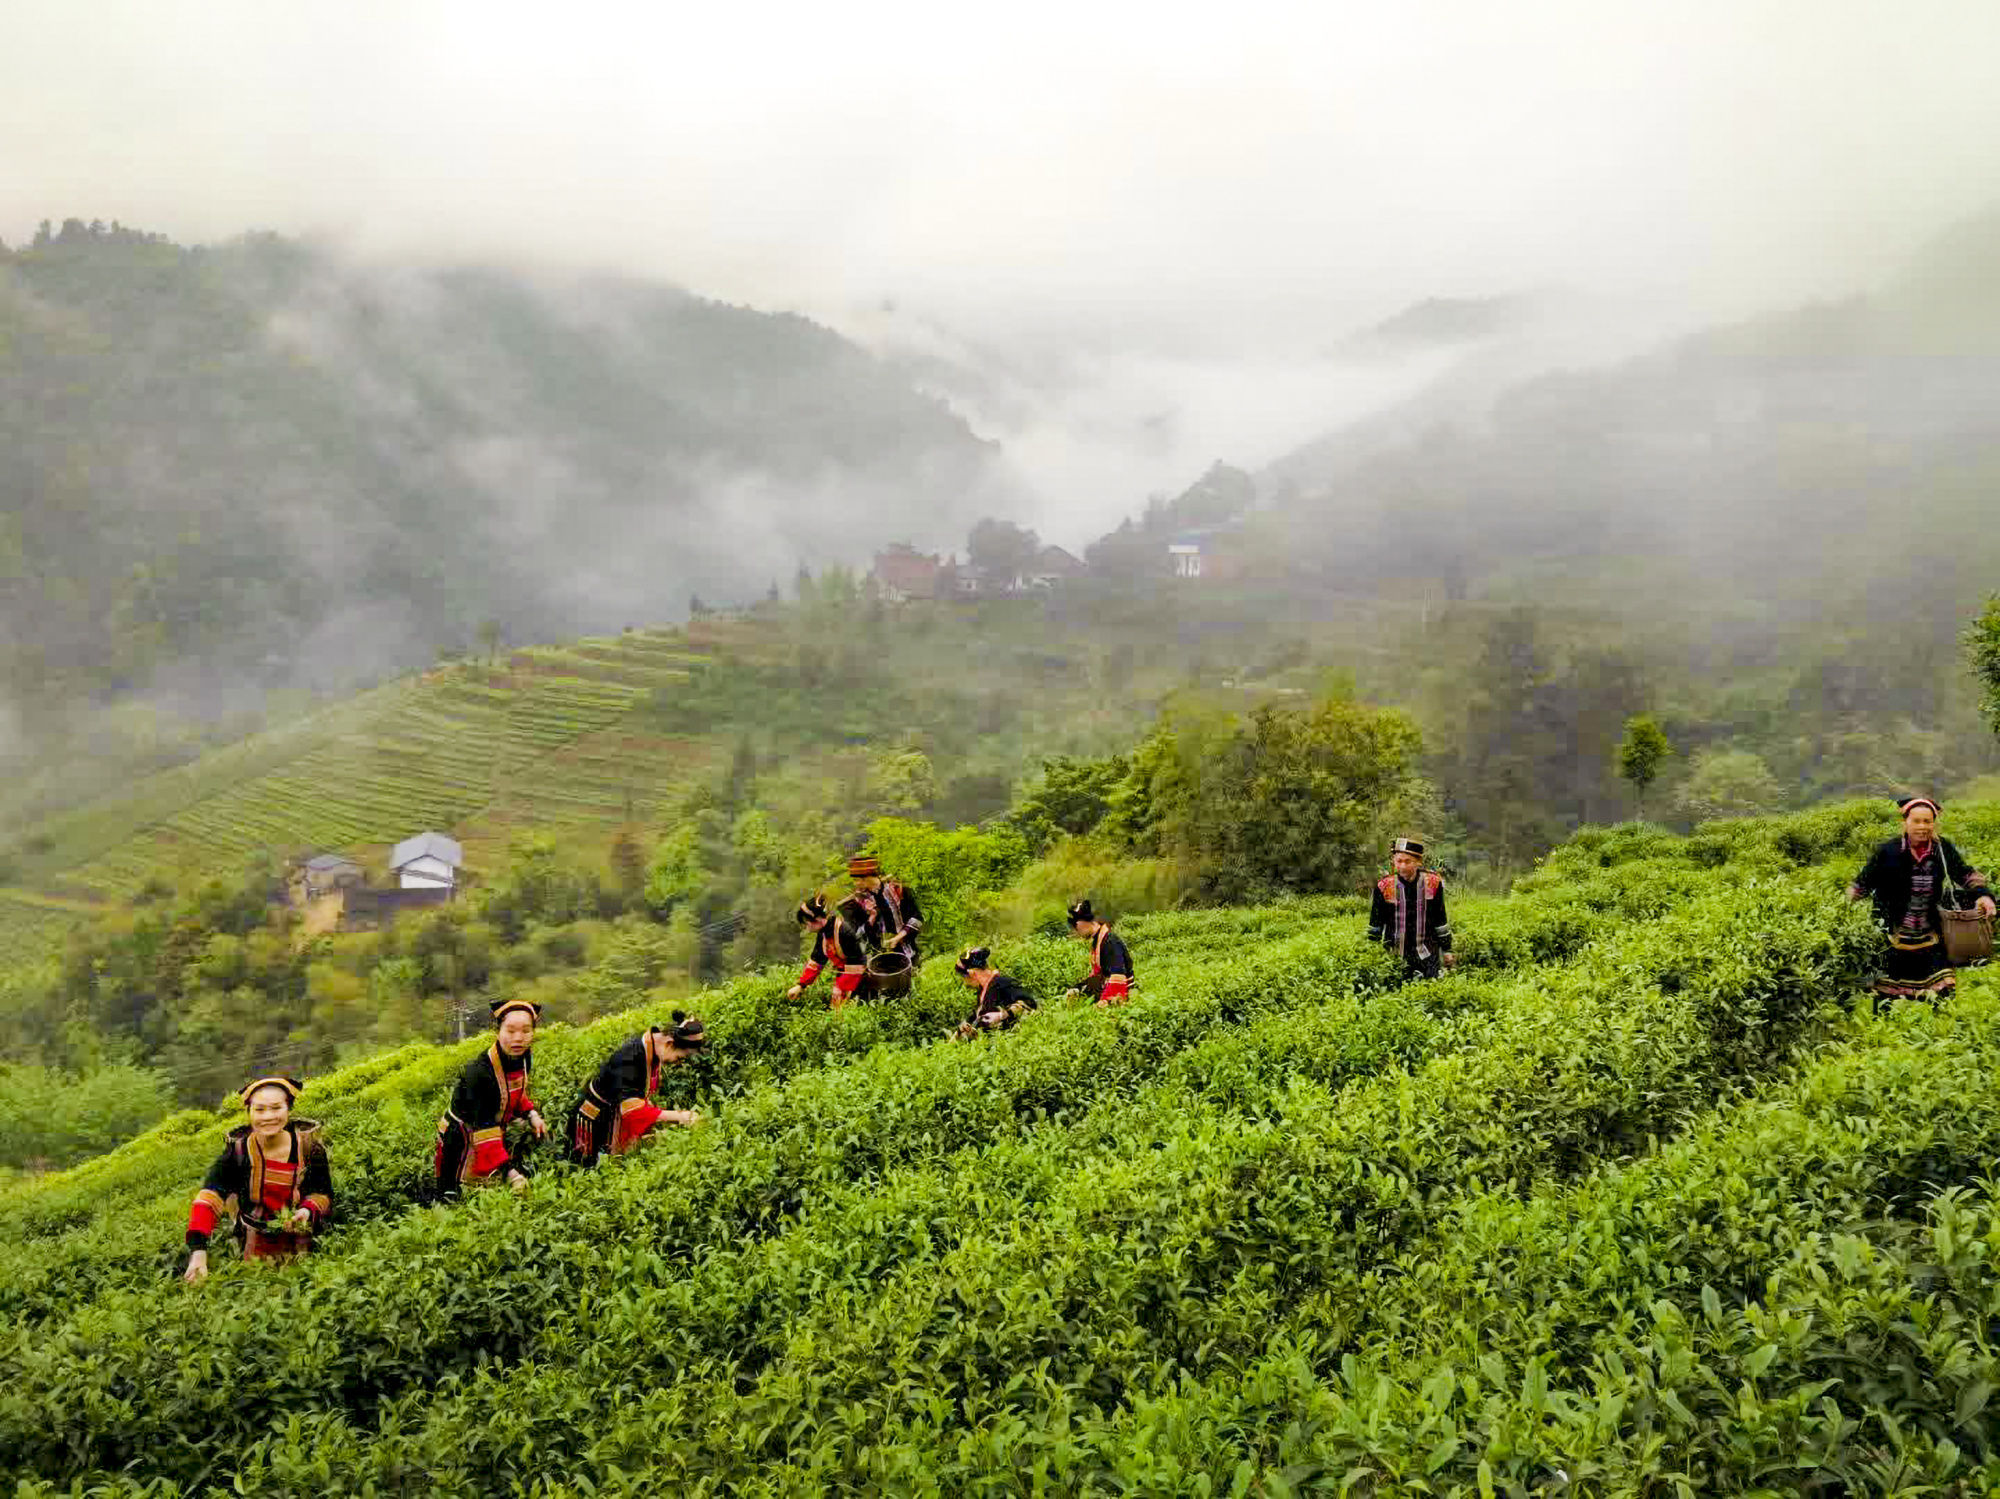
[952,947,1038,1039]
[849,854,924,967]
[786,893,873,1007]
[1065,899,1133,1005]
[565,1011,709,1167]
[1367,836,1455,979]
[434,997,547,1196]
[1848,796,1994,1006]
[183,1075,331,1282]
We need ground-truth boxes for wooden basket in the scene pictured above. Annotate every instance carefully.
[1942,906,1995,966]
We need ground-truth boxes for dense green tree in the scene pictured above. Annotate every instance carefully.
[1161,694,1423,902]
[1007,754,1130,851]
[1673,747,1785,825]
[1969,594,2000,741]
[967,518,1040,590]
[0,1062,174,1170]
[1616,714,1673,818]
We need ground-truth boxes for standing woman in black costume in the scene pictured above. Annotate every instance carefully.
[1849,795,1994,1007]
[434,997,547,1196]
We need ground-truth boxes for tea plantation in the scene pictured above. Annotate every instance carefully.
[4,800,2000,1495]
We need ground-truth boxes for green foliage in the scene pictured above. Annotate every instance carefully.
[1969,593,2000,740]
[859,816,1032,955]
[1142,692,1425,901]
[1616,711,1672,813]
[1674,745,1786,824]
[642,824,705,915]
[1006,753,1129,851]
[0,1063,172,1171]
[473,834,612,941]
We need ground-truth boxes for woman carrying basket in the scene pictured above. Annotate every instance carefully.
[1848,795,1994,1007]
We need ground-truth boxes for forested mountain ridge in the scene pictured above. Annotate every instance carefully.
[1261,207,2000,617]
[0,223,1011,725]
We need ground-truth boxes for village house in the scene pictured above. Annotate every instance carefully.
[869,544,944,603]
[1026,545,1087,589]
[391,832,463,891]
[291,853,363,903]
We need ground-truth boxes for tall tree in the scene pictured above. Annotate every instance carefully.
[1968,595,2000,742]
[967,518,1040,591]
[1616,714,1672,819]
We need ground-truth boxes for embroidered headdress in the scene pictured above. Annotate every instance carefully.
[1896,796,1941,818]
[1391,837,1426,857]
[848,855,882,879]
[490,997,543,1024]
[240,1074,303,1106]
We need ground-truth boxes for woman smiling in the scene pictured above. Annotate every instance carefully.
[183,1075,331,1282]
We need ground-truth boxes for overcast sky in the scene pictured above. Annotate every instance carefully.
[7,0,2000,529]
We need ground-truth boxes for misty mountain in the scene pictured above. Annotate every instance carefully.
[1332,293,1554,357]
[1262,210,2000,628]
[0,226,1014,717]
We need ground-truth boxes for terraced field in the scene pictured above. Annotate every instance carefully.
[0,627,719,965]
[8,803,1999,1494]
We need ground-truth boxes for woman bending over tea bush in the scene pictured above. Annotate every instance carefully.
[434,998,546,1197]
[183,1074,331,1282]
[951,947,1037,1039]
[1065,899,1133,1005]
[564,1011,708,1167]
[1848,795,1993,1006]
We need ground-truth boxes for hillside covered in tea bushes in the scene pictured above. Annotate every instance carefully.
[6,798,2000,1494]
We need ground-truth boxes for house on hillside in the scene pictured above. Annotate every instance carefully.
[870,544,944,603]
[1163,525,1254,581]
[938,557,990,597]
[1167,530,1209,579]
[390,832,463,891]
[1027,545,1087,589]
[292,853,363,903]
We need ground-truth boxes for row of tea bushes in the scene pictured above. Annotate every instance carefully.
[516,877,1878,1494]
[0,921,1430,1479]
[76,871,1880,1493]
[983,973,2000,1498]
[0,856,1667,1327]
[0,933,1105,1319]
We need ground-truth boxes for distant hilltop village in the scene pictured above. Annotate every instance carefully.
[863,460,1260,602]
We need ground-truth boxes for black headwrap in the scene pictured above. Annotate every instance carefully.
[954,946,992,975]
[1067,899,1095,925]
[664,1009,709,1050]
[796,893,829,924]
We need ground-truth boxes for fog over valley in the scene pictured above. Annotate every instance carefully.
[4,0,2000,835]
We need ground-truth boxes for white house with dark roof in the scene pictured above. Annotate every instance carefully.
[389,832,464,891]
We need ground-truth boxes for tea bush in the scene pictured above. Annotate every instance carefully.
[6,800,1997,1494]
